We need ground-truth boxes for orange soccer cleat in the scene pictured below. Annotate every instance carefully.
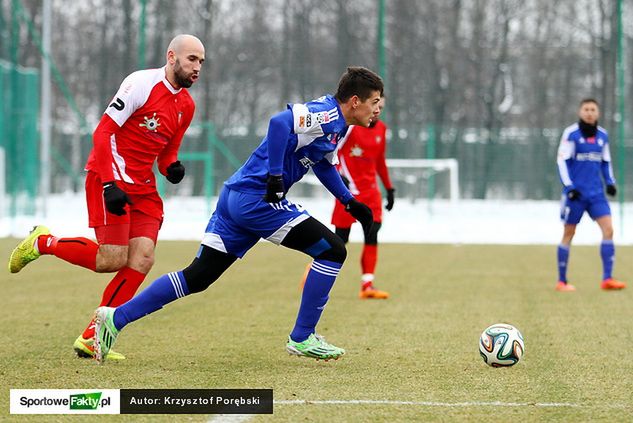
[555,281,576,292]
[359,286,390,299]
[601,278,626,290]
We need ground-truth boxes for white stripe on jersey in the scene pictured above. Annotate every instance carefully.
[110,134,134,183]
[556,124,577,187]
[105,67,177,127]
[339,156,360,195]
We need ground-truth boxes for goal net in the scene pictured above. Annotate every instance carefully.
[386,158,459,204]
[294,158,459,204]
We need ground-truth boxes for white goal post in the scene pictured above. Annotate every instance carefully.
[386,158,459,204]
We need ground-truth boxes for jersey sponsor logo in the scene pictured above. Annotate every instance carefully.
[299,115,312,128]
[139,112,161,132]
[109,98,125,111]
[575,152,602,162]
[299,156,315,168]
[306,114,312,127]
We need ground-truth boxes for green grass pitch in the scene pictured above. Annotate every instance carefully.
[2,239,633,422]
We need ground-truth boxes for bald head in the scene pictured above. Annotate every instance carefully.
[167,34,205,56]
[165,34,205,89]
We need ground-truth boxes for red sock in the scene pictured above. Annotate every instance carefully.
[361,244,378,275]
[37,235,98,271]
[81,267,146,339]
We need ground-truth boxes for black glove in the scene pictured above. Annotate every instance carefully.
[606,185,617,197]
[385,188,395,211]
[263,174,285,203]
[166,161,185,184]
[340,174,350,189]
[345,198,374,236]
[566,189,581,201]
[103,182,132,216]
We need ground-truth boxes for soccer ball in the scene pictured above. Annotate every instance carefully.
[479,323,524,367]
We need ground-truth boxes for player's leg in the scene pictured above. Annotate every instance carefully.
[359,222,389,299]
[357,190,389,298]
[556,224,576,291]
[556,195,583,291]
[9,171,129,273]
[595,213,626,290]
[76,194,164,359]
[94,245,237,363]
[280,217,347,360]
[93,188,248,362]
[73,222,141,359]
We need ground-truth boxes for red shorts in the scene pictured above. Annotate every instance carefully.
[331,189,383,228]
[85,171,164,245]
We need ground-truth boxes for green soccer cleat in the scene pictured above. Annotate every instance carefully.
[8,225,50,273]
[286,333,345,361]
[73,335,126,361]
[93,307,120,364]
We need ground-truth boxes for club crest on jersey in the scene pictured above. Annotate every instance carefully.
[314,111,330,125]
[299,156,315,169]
[350,145,364,157]
[140,112,161,132]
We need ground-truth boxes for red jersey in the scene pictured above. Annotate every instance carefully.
[85,66,195,194]
[337,120,393,194]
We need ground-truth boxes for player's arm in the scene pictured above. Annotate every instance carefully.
[375,125,395,210]
[313,161,373,235]
[262,109,293,202]
[313,161,353,205]
[601,140,617,196]
[556,129,579,199]
[92,114,120,183]
[157,105,194,184]
[92,114,132,216]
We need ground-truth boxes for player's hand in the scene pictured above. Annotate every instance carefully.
[103,182,132,216]
[606,185,617,197]
[166,161,185,184]
[263,174,285,203]
[566,189,581,201]
[386,188,395,211]
[340,174,350,189]
[345,198,374,236]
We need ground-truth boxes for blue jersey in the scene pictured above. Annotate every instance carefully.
[556,123,615,198]
[225,95,348,195]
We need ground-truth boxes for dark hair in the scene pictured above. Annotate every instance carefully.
[334,67,384,102]
[580,98,599,107]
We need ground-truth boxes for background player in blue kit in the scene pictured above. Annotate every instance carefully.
[92,67,384,362]
[556,98,626,292]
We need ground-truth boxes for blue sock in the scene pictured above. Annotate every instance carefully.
[600,240,615,280]
[290,259,342,342]
[557,244,570,282]
[113,271,190,330]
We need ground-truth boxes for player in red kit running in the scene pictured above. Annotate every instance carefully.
[8,34,205,359]
[331,95,394,299]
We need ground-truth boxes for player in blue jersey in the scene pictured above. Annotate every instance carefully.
[92,67,384,362]
[556,98,626,292]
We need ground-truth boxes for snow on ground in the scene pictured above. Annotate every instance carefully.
[2,192,631,246]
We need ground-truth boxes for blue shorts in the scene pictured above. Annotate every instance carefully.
[560,192,611,225]
[201,187,310,258]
